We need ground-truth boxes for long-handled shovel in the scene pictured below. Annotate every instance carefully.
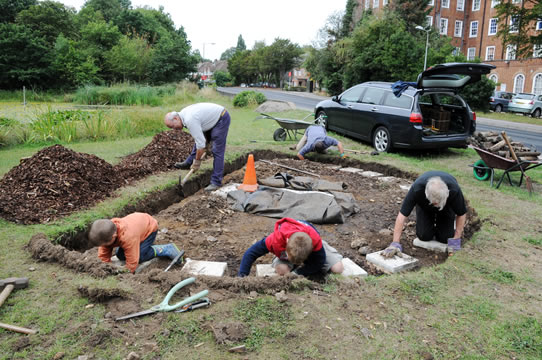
[178,154,206,196]
[501,131,533,194]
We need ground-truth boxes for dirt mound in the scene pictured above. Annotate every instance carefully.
[116,130,193,182]
[0,130,194,224]
[0,145,120,224]
[27,233,123,277]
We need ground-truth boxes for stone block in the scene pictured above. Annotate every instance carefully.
[377,176,396,182]
[256,264,277,277]
[211,183,240,199]
[413,238,448,253]
[399,185,411,191]
[366,250,419,273]
[181,259,228,277]
[339,167,363,173]
[360,171,383,177]
[341,258,368,277]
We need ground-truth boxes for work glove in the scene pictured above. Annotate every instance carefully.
[382,242,403,259]
[447,238,461,255]
[191,159,201,171]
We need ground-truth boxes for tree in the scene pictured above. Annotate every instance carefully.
[80,0,131,24]
[0,0,36,24]
[52,34,100,88]
[220,47,237,60]
[105,35,153,82]
[389,0,432,32]
[0,23,53,89]
[16,1,77,45]
[116,6,176,45]
[495,0,542,59]
[79,19,122,81]
[340,0,358,37]
[148,29,197,84]
[267,38,303,87]
[213,70,232,86]
[236,34,246,52]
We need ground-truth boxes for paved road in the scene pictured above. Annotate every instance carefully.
[218,87,542,150]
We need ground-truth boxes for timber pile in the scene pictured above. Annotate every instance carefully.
[469,131,541,161]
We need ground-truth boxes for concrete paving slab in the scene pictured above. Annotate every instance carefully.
[360,171,383,177]
[339,167,363,173]
[326,165,342,170]
[377,176,396,182]
[256,264,277,277]
[413,238,448,253]
[341,258,368,277]
[211,183,240,199]
[366,250,419,273]
[399,185,411,191]
[181,258,228,277]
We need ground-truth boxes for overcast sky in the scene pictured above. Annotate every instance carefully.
[57,0,347,61]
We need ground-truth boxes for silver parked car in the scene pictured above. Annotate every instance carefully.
[508,93,542,117]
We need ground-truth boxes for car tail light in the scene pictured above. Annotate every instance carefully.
[490,97,494,102]
[409,112,423,123]
[472,112,476,122]
[530,100,534,104]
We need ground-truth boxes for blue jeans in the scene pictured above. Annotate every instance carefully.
[185,111,231,186]
[116,231,157,263]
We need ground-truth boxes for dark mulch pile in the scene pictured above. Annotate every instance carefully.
[0,130,193,224]
[116,130,194,183]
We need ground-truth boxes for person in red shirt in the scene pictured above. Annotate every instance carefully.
[238,218,344,277]
[88,212,182,273]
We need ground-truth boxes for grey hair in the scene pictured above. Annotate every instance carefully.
[165,112,179,122]
[425,176,449,211]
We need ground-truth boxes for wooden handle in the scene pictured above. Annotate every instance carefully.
[0,322,37,335]
[180,169,194,186]
[501,132,519,162]
[0,284,14,308]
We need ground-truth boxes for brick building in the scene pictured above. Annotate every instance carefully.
[354,0,542,95]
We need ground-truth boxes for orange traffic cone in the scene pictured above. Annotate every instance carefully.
[238,154,258,192]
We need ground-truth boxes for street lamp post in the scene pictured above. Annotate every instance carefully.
[415,25,430,71]
[202,42,216,61]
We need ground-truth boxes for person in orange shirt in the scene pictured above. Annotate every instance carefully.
[88,212,182,273]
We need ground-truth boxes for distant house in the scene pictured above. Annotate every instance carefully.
[197,60,228,83]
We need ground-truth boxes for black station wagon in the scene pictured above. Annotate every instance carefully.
[314,63,496,152]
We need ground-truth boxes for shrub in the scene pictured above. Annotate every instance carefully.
[233,91,267,107]
[73,84,176,106]
[459,76,495,111]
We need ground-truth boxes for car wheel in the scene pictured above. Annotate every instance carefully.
[532,108,541,118]
[316,110,328,130]
[373,126,391,152]
[495,104,503,113]
[273,128,287,141]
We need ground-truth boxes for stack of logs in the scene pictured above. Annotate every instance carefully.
[469,131,541,161]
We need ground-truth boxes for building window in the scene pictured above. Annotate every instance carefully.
[440,18,448,35]
[373,0,379,8]
[453,47,461,56]
[512,0,520,3]
[506,45,516,60]
[533,74,542,95]
[486,46,496,60]
[470,21,479,37]
[534,45,542,58]
[536,20,542,30]
[383,0,389,5]
[489,18,498,35]
[467,47,476,60]
[457,0,464,11]
[427,16,433,27]
[428,0,434,5]
[510,16,519,33]
[454,21,463,37]
[491,0,500,7]
[365,0,370,9]
[442,0,449,8]
[473,0,480,11]
[513,74,524,93]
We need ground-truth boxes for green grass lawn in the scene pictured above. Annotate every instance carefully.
[1,89,542,359]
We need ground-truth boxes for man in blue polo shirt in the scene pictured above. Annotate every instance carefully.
[292,125,345,160]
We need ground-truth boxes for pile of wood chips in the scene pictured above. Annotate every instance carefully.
[469,131,540,161]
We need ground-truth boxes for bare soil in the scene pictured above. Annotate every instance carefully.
[15,138,481,352]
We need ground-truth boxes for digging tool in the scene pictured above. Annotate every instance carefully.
[179,154,206,196]
[343,149,369,155]
[0,278,29,308]
[501,131,533,194]
[260,159,320,178]
[115,277,208,321]
[164,250,185,272]
[0,277,37,334]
